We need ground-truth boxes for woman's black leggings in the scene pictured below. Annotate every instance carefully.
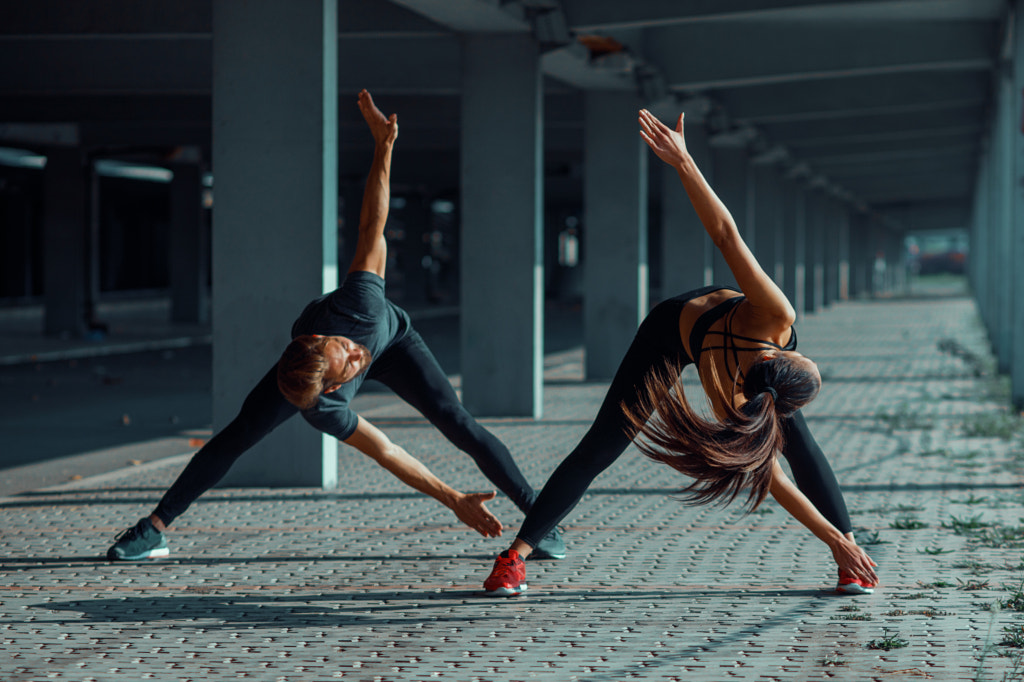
[154,329,536,527]
[516,296,852,547]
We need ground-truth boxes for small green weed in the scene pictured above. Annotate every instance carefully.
[917,546,954,555]
[831,613,873,621]
[962,412,1023,440]
[1000,578,1024,612]
[1002,624,1024,648]
[970,525,1024,549]
[884,608,950,617]
[890,516,928,530]
[856,529,887,545]
[918,580,955,589]
[867,628,909,651]
[958,578,991,591]
[821,652,846,667]
[952,559,998,575]
[952,493,990,505]
[944,514,994,534]
[876,402,933,432]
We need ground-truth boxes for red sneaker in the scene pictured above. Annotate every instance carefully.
[483,550,528,597]
[836,569,875,595]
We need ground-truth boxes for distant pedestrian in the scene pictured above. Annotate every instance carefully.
[107,91,563,563]
[482,108,877,597]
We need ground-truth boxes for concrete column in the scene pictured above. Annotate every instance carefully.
[583,91,648,380]
[42,147,87,337]
[1012,0,1024,408]
[781,177,807,319]
[992,66,1014,373]
[837,205,851,301]
[804,188,826,313]
[709,139,750,288]
[660,114,712,299]
[460,34,543,416]
[169,163,209,324]
[822,197,840,306]
[213,0,339,488]
[971,149,990,326]
[848,210,870,299]
[751,162,783,286]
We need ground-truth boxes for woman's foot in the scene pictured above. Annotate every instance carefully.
[483,550,527,597]
[836,569,875,594]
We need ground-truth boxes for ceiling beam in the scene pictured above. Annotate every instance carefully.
[564,0,1005,31]
[719,71,989,123]
[646,21,995,91]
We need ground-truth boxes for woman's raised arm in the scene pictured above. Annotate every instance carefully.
[639,109,793,322]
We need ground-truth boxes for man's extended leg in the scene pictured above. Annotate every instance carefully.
[367,330,537,513]
[108,365,297,560]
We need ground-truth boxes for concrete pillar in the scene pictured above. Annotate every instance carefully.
[583,91,648,380]
[42,147,87,337]
[971,149,990,325]
[848,210,871,299]
[1012,0,1024,408]
[837,205,851,301]
[992,67,1014,373]
[169,163,209,324]
[660,114,712,299]
[460,34,544,416]
[709,139,750,289]
[212,0,339,488]
[751,162,783,286]
[781,177,807,319]
[823,197,840,306]
[805,188,826,313]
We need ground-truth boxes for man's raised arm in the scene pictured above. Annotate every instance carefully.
[348,89,398,278]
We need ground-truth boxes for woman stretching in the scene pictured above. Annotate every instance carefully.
[482,108,878,597]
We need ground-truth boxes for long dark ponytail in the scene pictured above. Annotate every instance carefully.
[624,353,821,510]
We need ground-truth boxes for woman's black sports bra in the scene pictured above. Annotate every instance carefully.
[691,292,797,385]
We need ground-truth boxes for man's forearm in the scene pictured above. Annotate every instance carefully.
[358,142,393,237]
[371,441,459,509]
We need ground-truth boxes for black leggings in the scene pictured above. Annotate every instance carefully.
[516,295,852,547]
[154,329,536,527]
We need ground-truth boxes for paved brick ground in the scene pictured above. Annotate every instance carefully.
[3,292,1024,681]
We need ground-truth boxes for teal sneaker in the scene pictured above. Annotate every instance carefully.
[529,527,566,560]
[107,517,170,561]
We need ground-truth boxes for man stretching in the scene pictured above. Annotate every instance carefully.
[108,90,564,562]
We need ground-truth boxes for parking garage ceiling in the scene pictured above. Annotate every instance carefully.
[0,0,1009,230]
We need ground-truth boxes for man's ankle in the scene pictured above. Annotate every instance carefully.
[148,514,167,533]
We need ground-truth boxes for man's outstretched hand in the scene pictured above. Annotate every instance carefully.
[358,89,398,146]
[451,491,503,538]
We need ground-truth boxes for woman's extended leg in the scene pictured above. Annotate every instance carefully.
[778,410,852,534]
[516,303,690,549]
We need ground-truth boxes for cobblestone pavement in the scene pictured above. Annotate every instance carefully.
[3,294,1024,681]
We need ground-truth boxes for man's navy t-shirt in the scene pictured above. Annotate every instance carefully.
[290,270,411,440]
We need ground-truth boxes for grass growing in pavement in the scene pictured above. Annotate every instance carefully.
[999,578,1024,613]
[962,411,1023,440]
[952,493,991,506]
[891,516,929,530]
[918,546,955,555]
[957,578,992,591]
[944,514,994,534]
[867,629,909,651]
[875,402,934,432]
